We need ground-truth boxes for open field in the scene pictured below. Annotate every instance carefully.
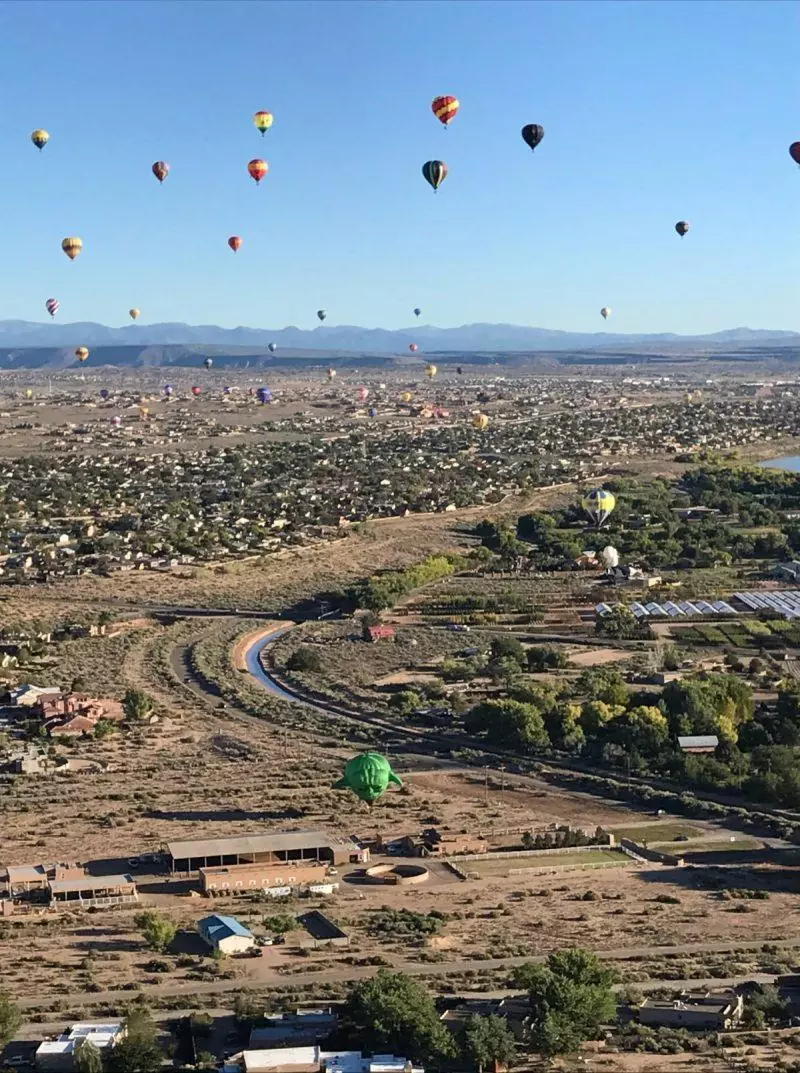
[464,848,628,875]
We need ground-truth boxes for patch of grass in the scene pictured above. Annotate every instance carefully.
[466,849,627,876]
[609,824,702,842]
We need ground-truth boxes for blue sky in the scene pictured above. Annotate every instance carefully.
[0,0,796,334]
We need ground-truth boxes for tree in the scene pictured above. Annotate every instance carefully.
[465,699,550,752]
[490,636,526,667]
[107,1004,162,1073]
[70,675,88,693]
[0,991,21,1048]
[512,948,616,1057]
[123,688,154,722]
[262,912,296,935]
[527,646,567,672]
[74,1038,103,1073]
[464,1014,517,1072]
[286,646,322,673]
[595,606,640,639]
[577,667,629,707]
[342,969,457,1062]
[134,910,176,954]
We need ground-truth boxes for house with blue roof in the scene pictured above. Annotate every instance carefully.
[197,913,256,955]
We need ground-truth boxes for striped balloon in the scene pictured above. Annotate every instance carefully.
[422,160,448,192]
[45,298,59,318]
[431,95,459,127]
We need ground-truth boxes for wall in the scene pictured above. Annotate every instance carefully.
[200,862,327,894]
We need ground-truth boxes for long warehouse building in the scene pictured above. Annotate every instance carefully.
[167,830,363,874]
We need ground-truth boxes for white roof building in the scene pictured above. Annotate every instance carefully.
[35,1022,124,1070]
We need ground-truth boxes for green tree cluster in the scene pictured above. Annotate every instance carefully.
[134,910,176,954]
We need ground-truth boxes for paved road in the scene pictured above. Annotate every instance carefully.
[16,937,800,1012]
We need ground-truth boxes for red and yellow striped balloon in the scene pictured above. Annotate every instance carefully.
[431,95,459,127]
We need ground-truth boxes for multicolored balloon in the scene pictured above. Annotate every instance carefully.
[521,124,545,151]
[45,298,59,319]
[62,237,83,261]
[675,221,690,237]
[357,386,369,402]
[204,357,213,370]
[422,160,448,192]
[152,161,169,183]
[254,110,273,135]
[111,415,122,428]
[228,236,243,253]
[409,343,419,353]
[425,363,438,379]
[473,412,489,430]
[31,129,50,151]
[582,488,616,527]
[191,385,202,396]
[257,386,273,404]
[431,95,459,127]
[129,308,140,321]
[164,384,174,397]
[327,367,336,381]
[75,347,89,363]
[368,407,378,419]
[248,159,268,184]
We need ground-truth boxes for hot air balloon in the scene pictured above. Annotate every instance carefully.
[414,307,421,318]
[333,751,403,805]
[422,160,448,192]
[357,386,369,402]
[24,388,33,399]
[99,389,110,400]
[368,407,378,419]
[257,386,273,404]
[191,386,201,397]
[152,161,169,183]
[401,391,413,404]
[582,488,616,527]
[129,308,140,321]
[45,298,59,319]
[431,95,459,127]
[790,142,800,166]
[425,363,437,379]
[31,129,49,151]
[473,412,489,430]
[139,405,149,421]
[327,367,336,381]
[675,221,690,238]
[75,347,89,363]
[600,545,619,570]
[409,343,419,353]
[317,309,327,322]
[457,366,463,375]
[521,123,545,151]
[248,159,268,184]
[268,342,277,353]
[601,307,611,321]
[111,415,122,428]
[254,110,274,135]
[228,236,242,253]
[61,237,83,261]
[204,357,213,370]
[164,384,174,397]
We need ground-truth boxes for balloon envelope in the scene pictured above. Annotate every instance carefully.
[268,342,277,353]
[254,110,273,134]
[333,752,403,804]
[422,160,448,191]
[61,237,83,260]
[248,159,268,183]
[601,307,611,320]
[228,236,242,253]
[582,488,616,526]
[431,95,459,126]
[152,161,169,183]
[45,298,59,318]
[317,309,327,322]
[75,347,89,362]
[600,545,619,569]
[129,308,140,321]
[521,123,545,151]
[31,129,49,150]
[413,307,421,317]
[790,142,800,166]
[675,220,690,237]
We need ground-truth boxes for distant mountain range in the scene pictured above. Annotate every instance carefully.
[0,320,796,369]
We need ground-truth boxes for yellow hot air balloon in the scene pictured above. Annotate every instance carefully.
[75,347,89,363]
[129,308,140,321]
[425,363,438,380]
[25,388,33,399]
[254,110,274,135]
[139,405,149,421]
[472,412,489,430]
[400,391,413,404]
[31,129,50,151]
[581,488,616,527]
[62,237,83,261]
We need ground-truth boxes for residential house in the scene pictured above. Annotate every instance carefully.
[638,991,743,1029]
[197,913,256,955]
[9,683,60,707]
[232,1049,421,1073]
[38,693,124,737]
[35,1021,125,1071]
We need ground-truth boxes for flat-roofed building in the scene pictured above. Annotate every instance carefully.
[638,990,743,1029]
[0,861,84,900]
[49,874,138,908]
[200,860,330,896]
[35,1021,124,1071]
[678,735,719,754]
[168,831,359,875]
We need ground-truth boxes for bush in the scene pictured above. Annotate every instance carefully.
[287,646,322,673]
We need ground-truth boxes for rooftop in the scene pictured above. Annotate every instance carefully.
[169,830,351,860]
[49,874,135,895]
[199,913,254,941]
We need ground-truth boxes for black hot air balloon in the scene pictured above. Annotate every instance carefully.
[422,160,448,192]
[675,221,690,238]
[790,142,800,167]
[521,124,545,151]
